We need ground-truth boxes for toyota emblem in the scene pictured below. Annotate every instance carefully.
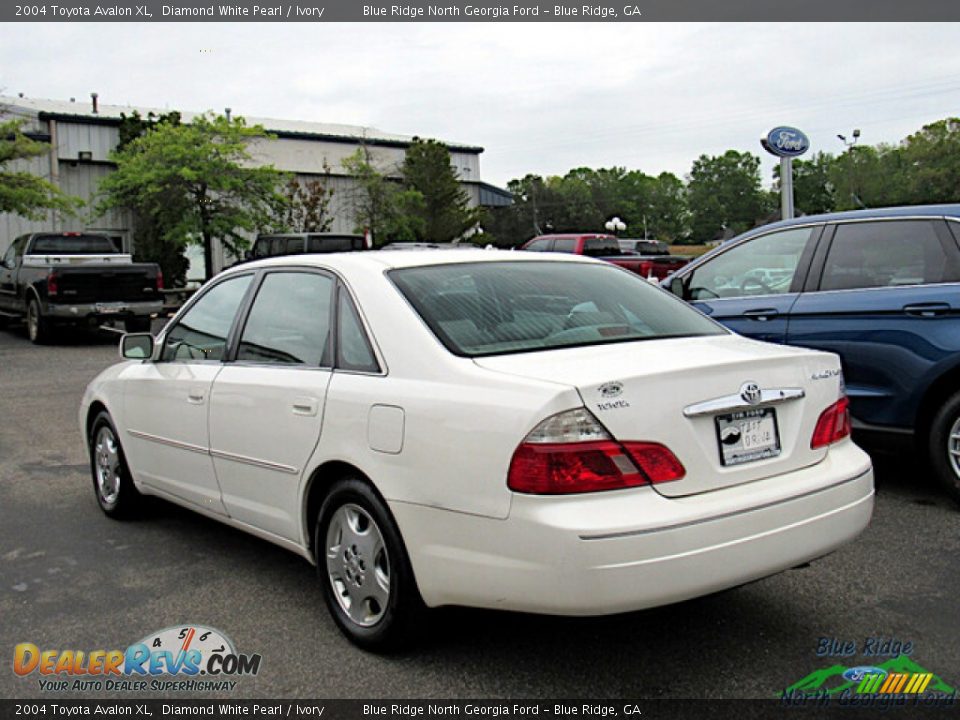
[740,382,761,405]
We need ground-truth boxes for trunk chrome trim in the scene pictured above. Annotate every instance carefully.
[682,387,805,418]
[579,468,871,541]
[127,429,298,474]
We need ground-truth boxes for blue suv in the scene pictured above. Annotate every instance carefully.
[665,205,960,503]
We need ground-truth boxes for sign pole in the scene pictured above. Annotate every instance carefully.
[780,156,794,220]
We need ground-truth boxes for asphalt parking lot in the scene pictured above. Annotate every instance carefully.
[1,322,958,701]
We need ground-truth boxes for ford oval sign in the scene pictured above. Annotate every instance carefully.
[764,126,810,158]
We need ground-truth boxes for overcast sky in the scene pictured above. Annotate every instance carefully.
[2,22,959,187]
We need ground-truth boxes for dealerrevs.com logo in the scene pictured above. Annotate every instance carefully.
[13,625,261,693]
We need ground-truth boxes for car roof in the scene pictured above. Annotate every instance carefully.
[221,248,601,275]
[732,203,960,241]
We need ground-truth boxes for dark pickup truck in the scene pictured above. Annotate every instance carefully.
[520,233,689,280]
[0,232,163,343]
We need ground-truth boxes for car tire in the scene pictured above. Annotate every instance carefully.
[124,317,153,333]
[316,477,425,650]
[89,411,142,519]
[26,297,51,344]
[928,390,960,506]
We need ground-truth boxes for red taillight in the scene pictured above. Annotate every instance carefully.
[811,396,851,449]
[622,442,687,483]
[46,271,59,296]
[507,440,685,495]
[155,269,164,291]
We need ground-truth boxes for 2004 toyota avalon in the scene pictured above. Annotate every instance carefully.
[80,250,874,649]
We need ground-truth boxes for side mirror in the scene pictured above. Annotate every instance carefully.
[120,333,154,360]
[244,250,253,261]
[669,276,685,298]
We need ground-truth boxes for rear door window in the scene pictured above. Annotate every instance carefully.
[237,271,334,366]
[819,220,960,291]
[524,239,553,252]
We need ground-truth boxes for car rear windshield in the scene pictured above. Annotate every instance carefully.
[390,261,724,357]
[28,235,118,254]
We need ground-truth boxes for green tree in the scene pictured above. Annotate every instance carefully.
[400,138,480,242]
[687,150,771,242]
[0,117,80,219]
[341,146,414,245]
[115,111,190,287]
[776,152,837,216]
[273,173,335,233]
[900,118,960,204]
[98,113,286,280]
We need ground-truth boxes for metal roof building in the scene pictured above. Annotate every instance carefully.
[0,94,511,273]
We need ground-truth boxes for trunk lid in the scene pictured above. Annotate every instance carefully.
[474,334,844,497]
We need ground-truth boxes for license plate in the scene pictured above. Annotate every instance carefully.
[715,407,781,466]
[95,302,127,315]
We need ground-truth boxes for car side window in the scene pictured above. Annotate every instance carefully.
[161,274,253,362]
[337,288,380,373]
[552,238,577,252]
[237,271,334,366]
[819,220,960,291]
[687,227,813,300]
[525,239,553,252]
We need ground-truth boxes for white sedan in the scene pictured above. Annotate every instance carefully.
[80,250,874,649]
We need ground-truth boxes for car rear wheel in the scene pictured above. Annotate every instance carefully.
[26,297,51,344]
[89,411,142,519]
[928,390,960,506]
[316,477,424,650]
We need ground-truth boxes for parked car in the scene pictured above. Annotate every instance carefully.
[664,204,960,502]
[243,233,367,262]
[0,232,163,343]
[521,233,689,280]
[81,250,872,649]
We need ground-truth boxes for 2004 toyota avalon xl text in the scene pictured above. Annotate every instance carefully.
[80,250,874,649]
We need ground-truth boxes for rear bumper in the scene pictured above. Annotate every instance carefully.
[44,300,162,320]
[391,440,873,615]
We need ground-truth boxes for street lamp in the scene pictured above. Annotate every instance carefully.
[604,217,626,236]
[838,129,863,208]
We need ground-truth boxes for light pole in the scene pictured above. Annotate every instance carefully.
[837,129,862,208]
[604,217,626,236]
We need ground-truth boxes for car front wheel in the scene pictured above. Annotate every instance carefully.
[89,411,142,518]
[929,390,960,506]
[316,477,424,650]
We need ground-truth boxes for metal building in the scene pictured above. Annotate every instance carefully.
[0,94,511,274]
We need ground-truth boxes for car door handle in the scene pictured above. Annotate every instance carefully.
[187,390,205,404]
[902,303,950,317]
[742,308,780,321]
[292,397,319,417]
